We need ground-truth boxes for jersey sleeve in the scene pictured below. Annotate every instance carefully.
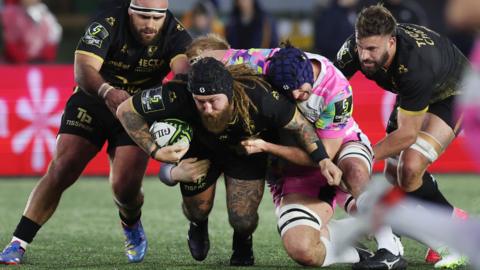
[257,88,297,129]
[130,83,194,124]
[396,58,433,113]
[334,35,361,78]
[317,87,354,139]
[224,48,279,75]
[75,16,115,63]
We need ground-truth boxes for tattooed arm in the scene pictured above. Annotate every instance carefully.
[282,108,343,185]
[116,98,188,163]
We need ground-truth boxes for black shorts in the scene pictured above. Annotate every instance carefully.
[58,89,136,152]
[386,95,461,135]
[180,138,222,197]
[179,138,268,197]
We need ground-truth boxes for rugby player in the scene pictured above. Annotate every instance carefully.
[182,35,405,268]
[0,0,191,265]
[117,57,342,266]
[335,4,470,269]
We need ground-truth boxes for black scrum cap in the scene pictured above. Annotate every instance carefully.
[187,57,234,101]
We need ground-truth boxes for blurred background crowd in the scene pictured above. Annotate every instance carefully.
[0,0,476,64]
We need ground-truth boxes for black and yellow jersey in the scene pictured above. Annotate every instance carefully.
[335,23,469,114]
[131,79,296,151]
[75,5,192,95]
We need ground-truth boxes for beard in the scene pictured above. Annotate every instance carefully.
[200,107,232,134]
[360,51,389,77]
[131,23,160,46]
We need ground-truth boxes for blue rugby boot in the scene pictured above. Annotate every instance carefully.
[122,221,147,263]
[0,241,25,265]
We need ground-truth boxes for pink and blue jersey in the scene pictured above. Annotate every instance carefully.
[223,48,360,141]
[224,49,372,207]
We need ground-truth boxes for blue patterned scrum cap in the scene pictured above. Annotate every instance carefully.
[187,57,233,101]
[266,45,314,99]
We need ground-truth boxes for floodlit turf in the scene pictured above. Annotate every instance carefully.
[0,175,478,269]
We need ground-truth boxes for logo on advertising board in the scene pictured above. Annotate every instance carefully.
[11,69,62,171]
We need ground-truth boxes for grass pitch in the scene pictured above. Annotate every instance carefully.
[0,175,478,269]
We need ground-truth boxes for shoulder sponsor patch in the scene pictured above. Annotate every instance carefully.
[333,96,353,123]
[141,87,165,113]
[336,40,354,68]
[82,22,109,48]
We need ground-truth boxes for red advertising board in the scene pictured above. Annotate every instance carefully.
[0,65,160,176]
[0,66,475,176]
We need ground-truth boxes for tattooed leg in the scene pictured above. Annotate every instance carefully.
[225,176,265,235]
[182,184,216,223]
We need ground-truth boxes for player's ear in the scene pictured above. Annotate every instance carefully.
[388,36,396,48]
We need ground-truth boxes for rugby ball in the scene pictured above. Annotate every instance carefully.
[149,118,193,147]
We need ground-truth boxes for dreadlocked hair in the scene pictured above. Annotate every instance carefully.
[226,63,271,135]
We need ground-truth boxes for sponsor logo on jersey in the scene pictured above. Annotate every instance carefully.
[147,46,158,57]
[82,22,109,48]
[141,87,165,113]
[105,17,116,26]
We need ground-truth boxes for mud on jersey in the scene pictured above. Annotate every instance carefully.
[76,5,191,95]
[335,23,470,113]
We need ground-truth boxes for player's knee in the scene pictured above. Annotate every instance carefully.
[111,177,143,204]
[182,201,212,222]
[278,204,324,266]
[228,211,258,234]
[46,157,83,190]
[398,161,423,190]
[283,234,321,266]
[341,159,369,195]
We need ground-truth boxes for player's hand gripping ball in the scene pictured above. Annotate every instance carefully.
[149,119,193,147]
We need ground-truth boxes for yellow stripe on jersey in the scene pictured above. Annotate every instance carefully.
[75,50,105,64]
[398,106,429,116]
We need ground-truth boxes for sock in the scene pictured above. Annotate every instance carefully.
[344,195,357,214]
[375,226,402,255]
[321,236,359,266]
[12,216,41,248]
[191,218,208,229]
[119,211,141,227]
[233,231,251,243]
[406,172,454,213]
[321,218,361,266]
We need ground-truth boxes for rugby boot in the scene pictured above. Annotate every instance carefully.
[230,232,254,266]
[425,208,469,264]
[187,220,210,261]
[355,242,374,262]
[0,241,25,265]
[426,249,442,264]
[434,248,468,269]
[352,248,407,270]
[122,220,147,263]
